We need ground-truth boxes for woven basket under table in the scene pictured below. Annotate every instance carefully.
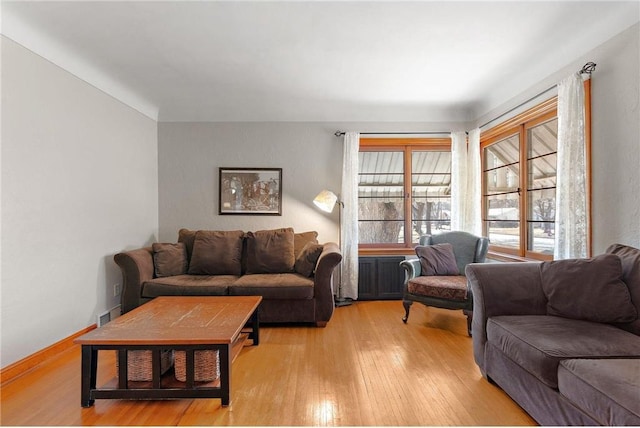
[115,350,173,381]
[174,350,220,382]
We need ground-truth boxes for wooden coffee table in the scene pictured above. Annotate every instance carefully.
[74,296,261,407]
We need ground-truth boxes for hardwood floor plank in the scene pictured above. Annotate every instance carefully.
[0,301,536,426]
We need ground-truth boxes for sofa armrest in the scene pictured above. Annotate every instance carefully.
[114,247,154,314]
[313,242,343,325]
[465,262,546,373]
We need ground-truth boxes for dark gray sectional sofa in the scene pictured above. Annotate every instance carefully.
[466,243,640,426]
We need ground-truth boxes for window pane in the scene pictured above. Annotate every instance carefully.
[528,154,557,189]
[527,188,555,222]
[484,134,519,169]
[410,198,451,241]
[527,186,555,255]
[358,151,404,244]
[484,134,520,224]
[485,193,520,248]
[527,118,557,254]
[411,151,451,242]
[528,222,555,254]
[358,220,404,244]
[528,118,558,158]
[484,166,519,195]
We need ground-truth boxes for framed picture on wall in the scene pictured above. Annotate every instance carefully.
[219,167,282,215]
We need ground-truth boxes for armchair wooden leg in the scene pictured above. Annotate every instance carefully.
[463,310,473,337]
[402,300,412,323]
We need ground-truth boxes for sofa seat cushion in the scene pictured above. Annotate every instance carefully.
[230,273,314,299]
[407,275,468,301]
[142,274,238,297]
[487,315,640,388]
[558,358,640,426]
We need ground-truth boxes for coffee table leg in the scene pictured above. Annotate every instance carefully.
[219,344,231,406]
[81,345,97,407]
[250,309,260,346]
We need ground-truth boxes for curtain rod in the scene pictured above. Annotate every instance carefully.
[335,62,596,137]
[333,131,450,137]
[478,62,596,130]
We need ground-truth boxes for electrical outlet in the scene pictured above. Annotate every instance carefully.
[113,283,121,296]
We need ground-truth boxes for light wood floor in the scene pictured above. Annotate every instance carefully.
[1,300,536,426]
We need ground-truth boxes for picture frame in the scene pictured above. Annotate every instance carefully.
[219,168,282,215]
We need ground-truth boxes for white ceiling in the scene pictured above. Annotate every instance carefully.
[2,1,639,122]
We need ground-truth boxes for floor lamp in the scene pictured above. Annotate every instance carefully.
[313,189,353,307]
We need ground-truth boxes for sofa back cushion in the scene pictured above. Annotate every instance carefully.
[540,253,637,323]
[178,228,197,264]
[246,228,295,274]
[152,242,188,277]
[188,230,244,275]
[295,242,324,277]
[606,243,640,335]
[294,231,319,258]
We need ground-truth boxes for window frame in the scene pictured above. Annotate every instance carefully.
[480,81,592,261]
[359,138,452,255]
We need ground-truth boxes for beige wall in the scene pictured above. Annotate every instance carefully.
[157,121,465,243]
[1,37,159,367]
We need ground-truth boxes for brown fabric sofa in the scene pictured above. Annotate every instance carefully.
[114,228,342,327]
[466,243,640,425]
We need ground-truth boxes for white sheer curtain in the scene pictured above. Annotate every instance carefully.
[450,131,467,231]
[465,128,482,236]
[450,129,482,235]
[341,132,359,300]
[555,73,588,259]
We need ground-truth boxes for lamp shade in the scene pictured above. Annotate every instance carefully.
[313,190,338,213]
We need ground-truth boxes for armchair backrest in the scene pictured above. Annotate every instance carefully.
[420,231,489,275]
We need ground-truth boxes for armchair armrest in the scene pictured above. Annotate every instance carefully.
[114,247,154,314]
[400,258,422,281]
[313,242,343,325]
[465,262,546,372]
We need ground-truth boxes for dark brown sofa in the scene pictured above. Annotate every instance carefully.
[466,243,640,425]
[114,228,342,327]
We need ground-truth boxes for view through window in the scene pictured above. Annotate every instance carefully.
[358,139,451,248]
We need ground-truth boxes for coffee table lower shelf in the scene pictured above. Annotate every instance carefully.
[81,332,252,407]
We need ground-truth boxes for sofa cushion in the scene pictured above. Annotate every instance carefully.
[294,231,319,258]
[295,242,323,277]
[177,228,197,264]
[230,273,314,299]
[487,315,640,388]
[246,228,295,274]
[141,274,237,297]
[188,230,244,275]
[540,254,637,323]
[407,275,468,301]
[152,242,188,277]
[415,243,460,276]
[558,358,640,426]
[606,244,640,335]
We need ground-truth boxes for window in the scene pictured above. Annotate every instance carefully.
[358,139,451,251]
[481,82,591,260]
[483,112,558,258]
